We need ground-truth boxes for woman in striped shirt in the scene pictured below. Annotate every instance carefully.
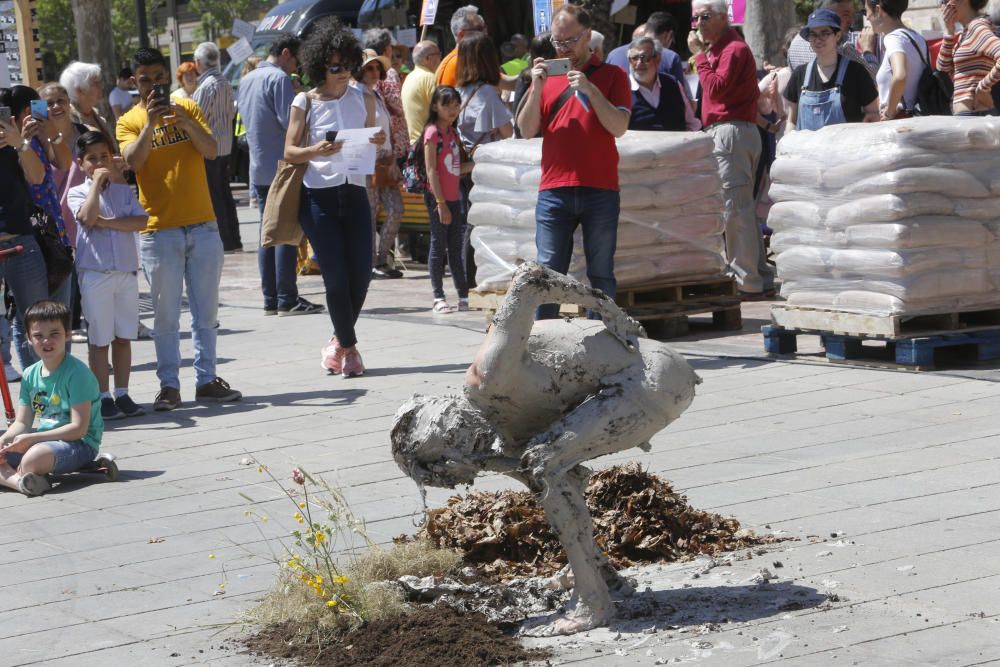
[938,0,1000,115]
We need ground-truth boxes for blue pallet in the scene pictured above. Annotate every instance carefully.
[762,325,1000,368]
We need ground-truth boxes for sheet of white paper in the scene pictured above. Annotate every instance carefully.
[396,28,417,47]
[328,126,380,175]
[227,37,254,65]
[232,18,255,42]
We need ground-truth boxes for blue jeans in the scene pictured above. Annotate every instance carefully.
[0,235,50,368]
[5,439,96,474]
[534,186,620,320]
[424,195,468,301]
[140,222,224,389]
[254,184,299,310]
[300,184,372,349]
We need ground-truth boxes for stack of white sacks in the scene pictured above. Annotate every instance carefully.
[769,117,1000,316]
[468,131,727,291]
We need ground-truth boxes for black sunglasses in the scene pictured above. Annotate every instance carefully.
[328,61,358,74]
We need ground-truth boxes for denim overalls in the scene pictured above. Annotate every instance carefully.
[796,56,850,131]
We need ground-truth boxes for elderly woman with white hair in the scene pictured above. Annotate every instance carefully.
[59,62,115,146]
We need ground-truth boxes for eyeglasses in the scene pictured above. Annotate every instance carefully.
[693,12,714,23]
[550,31,587,51]
[328,63,349,74]
[628,53,656,63]
[807,29,837,41]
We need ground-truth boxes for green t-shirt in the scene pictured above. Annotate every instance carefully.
[501,55,530,77]
[19,354,103,451]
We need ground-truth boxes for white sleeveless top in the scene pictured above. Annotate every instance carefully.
[292,87,368,189]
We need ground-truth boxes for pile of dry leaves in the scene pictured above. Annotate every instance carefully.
[413,463,777,578]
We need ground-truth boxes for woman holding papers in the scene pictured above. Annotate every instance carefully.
[284,19,386,378]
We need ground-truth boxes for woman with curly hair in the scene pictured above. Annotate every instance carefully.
[283,19,386,378]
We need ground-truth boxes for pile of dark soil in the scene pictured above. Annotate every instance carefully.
[415,462,781,578]
[244,606,549,666]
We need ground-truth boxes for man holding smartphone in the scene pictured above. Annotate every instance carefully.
[116,47,242,411]
[516,4,631,320]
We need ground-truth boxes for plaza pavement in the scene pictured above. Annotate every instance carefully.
[2,196,1000,666]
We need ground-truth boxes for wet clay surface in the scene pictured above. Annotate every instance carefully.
[414,463,784,579]
[243,606,550,666]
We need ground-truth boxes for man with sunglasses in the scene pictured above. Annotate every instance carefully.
[688,0,774,300]
[517,4,631,320]
[607,12,686,86]
[627,36,700,131]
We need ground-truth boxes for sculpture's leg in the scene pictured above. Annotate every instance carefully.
[520,379,657,636]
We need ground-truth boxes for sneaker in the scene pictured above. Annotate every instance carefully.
[372,265,403,279]
[278,297,325,317]
[4,364,20,383]
[71,329,88,344]
[137,322,154,340]
[115,394,146,418]
[264,305,278,316]
[342,346,365,378]
[195,377,243,402]
[153,386,181,411]
[321,337,345,374]
[101,396,125,421]
[457,298,470,312]
[18,472,51,497]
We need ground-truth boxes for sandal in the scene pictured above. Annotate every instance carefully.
[432,299,457,314]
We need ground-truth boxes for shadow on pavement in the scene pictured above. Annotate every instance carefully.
[47,468,166,493]
[364,362,470,377]
[684,356,772,373]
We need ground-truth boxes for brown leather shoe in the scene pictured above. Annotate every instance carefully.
[153,386,181,411]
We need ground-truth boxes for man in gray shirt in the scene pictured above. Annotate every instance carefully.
[236,35,322,317]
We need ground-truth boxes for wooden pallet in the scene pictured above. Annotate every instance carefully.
[770,304,1000,338]
[761,306,1000,370]
[470,275,741,338]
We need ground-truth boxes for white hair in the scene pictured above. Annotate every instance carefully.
[194,42,220,68]
[58,62,102,102]
[589,30,605,51]
[628,36,663,57]
[450,5,482,38]
[693,0,728,14]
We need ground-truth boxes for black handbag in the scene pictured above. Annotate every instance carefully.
[30,210,74,293]
[901,31,953,116]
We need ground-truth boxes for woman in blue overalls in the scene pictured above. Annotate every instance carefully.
[783,9,880,131]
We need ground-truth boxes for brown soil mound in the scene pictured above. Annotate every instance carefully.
[416,462,778,577]
[244,606,548,666]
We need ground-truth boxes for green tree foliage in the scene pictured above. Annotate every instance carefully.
[188,0,270,41]
[37,0,154,72]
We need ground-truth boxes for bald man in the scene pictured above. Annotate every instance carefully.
[401,40,443,144]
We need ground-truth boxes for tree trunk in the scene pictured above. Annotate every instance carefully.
[71,0,117,99]
[744,0,797,67]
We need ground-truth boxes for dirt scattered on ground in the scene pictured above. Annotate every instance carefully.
[244,605,550,666]
[413,462,785,578]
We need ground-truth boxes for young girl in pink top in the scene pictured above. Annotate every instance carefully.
[422,86,469,314]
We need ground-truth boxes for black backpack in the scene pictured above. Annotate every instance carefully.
[901,31,953,116]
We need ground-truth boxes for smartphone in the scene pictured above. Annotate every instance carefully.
[151,83,175,119]
[325,130,338,143]
[544,58,571,76]
[30,99,48,120]
[0,106,10,126]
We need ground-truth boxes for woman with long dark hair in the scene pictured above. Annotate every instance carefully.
[283,20,385,378]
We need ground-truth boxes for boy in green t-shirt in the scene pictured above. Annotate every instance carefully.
[0,301,107,496]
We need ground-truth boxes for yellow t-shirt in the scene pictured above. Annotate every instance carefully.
[116,97,216,231]
[402,65,439,144]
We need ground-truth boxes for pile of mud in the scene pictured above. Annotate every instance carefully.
[243,606,549,667]
[415,463,779,578]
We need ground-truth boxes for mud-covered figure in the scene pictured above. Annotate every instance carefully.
[391,263,699,635]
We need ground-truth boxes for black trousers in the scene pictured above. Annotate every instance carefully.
[204,155,241,251]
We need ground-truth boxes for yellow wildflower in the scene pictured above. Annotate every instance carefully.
[293,512,304,524]
[298,501,306,509]
[208,554,216,559]
[326,600,337,607]
[332,575,348,585]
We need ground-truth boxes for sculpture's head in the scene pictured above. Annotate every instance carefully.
[390,394,501,489]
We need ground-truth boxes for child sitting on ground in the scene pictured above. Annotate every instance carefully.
[0,300,107,496]
[67,130,148,420]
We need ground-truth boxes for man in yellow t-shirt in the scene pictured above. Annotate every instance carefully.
[117,47,243,412]
[402,40,442,144]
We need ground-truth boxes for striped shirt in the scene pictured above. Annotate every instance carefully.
[192,66,235,156]
[936,16,1000,103]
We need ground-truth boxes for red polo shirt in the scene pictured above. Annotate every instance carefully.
[696,28,759,128]
[537,54,632,192]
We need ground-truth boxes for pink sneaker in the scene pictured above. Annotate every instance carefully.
[341,346,365,378]
[321,338,345,374]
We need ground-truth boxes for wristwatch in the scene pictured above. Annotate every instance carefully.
[15,138,30,153]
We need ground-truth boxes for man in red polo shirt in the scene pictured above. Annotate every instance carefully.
[517,4,631,319]
[690,0,774,299]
